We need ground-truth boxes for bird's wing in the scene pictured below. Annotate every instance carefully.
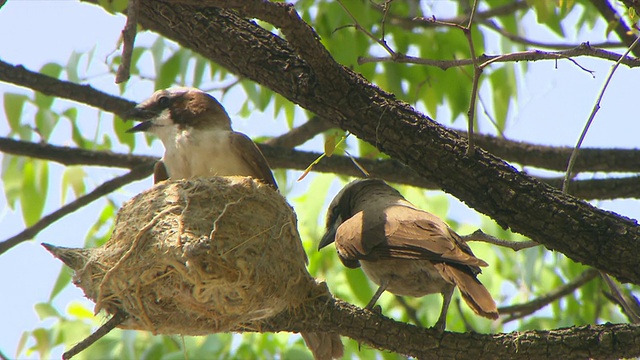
[335,206,487,270]
[229,132,278,189]
[153,160,169,184]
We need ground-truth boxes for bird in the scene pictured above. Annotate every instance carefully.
[126,88,343,359]
[125,87,277,188]
[319,178,498,331]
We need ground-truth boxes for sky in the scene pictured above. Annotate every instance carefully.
[0,1,638,359]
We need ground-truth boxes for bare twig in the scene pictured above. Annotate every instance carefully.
[464,0,481,156]
[481,19,624,50]
[62,310,128,360]
[600,272,640,323]
[562,35,640,193]
[462,229,538,251]
[0,164,153,255]
[394,296,423,328]
[264,116,334,148]
[588,0,640,57]
[357,43,640,68]
[336,0,396,57]
[498,268,599,323]
[115,0,139,84]
[454,298,476,332]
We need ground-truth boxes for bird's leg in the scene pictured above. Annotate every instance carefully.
[365,282,388,311]
[434,286,454,332]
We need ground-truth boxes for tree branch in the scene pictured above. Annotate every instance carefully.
[588,0,640,58]
[264,116,333,148]
[3,59,640,174]
[250,297,640,359]
[498,268,600,323]
[0,164,153,255]
[3,137,640,201]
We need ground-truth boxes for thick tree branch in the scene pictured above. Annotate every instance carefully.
[119,0,640,283]
[249,297,640,359]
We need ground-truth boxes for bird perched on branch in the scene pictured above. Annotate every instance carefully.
[125,87,277,188]
[319,178,499,331]
[126,87,343,359]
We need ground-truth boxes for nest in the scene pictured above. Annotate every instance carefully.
[45,177,322,335]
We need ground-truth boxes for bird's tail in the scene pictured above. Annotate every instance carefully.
[442,265,499,319]
[301,331,344,360]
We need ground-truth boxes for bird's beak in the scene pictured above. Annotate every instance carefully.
[126,120,154,133]
[319,219,340,250]
[124,106,157,133]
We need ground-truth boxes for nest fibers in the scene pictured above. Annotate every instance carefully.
[45,177,323,335]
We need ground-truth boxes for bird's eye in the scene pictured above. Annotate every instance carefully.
[158,96,170,107]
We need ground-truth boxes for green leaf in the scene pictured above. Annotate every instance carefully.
[34,63,63,109]
[68,302,95,320]
[345,268,374,305]
[192,55,207,88]
[2,155,24,209]
[63,107,88,148]
[20,160,49,226]
[49,265,72,301]
[35,108,59,141]
[61,167,87,203]
[66,51,82,83]
[113,114,136,151]
[31,328,53,359]
[34,302,61,320]
[282,345,314,360]
[156,52,183,90]
[489,67,516,132]
[4,93,29,133]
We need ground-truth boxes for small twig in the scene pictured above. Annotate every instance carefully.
[0,164,153,255]
[115,0,139,84]
[600,272,640,323]
[0,348,9,360]
[336,0,396,57]
[264,116,334,149]
[357,44,640,69]
[464,0,481,156]
[462,229,538,251]
[562,35,640,193]
[498,268,599,323]
[454,298,476,332]
[63,310,128,360]
[394,296,423,327]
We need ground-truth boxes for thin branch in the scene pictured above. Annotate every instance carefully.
[588,0,640,57]
[62,310,129,360]
[0,59,135,118]
[357,43,640,68]
[462,229,538,251]
[463,0,481,156]
[335,0,396,57]
[394,296,423,328]
[454,298,476,332]
[264,116,333,148]
[600,272,640,323]
[0,164,153,255]
[498,268,600,323]
[562,35,640,193]
[4,60,640,174]
[3,137,640,200]
[115,0,139,84]
[481,19,624,50]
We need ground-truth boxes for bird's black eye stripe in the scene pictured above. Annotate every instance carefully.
[158,96,170,108]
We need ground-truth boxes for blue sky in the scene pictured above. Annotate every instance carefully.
[0,1,638,359]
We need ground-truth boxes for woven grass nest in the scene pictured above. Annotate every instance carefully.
[45,176,322,335]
